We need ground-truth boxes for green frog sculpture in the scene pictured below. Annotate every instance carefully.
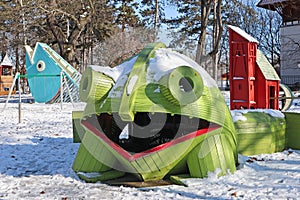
[72,43,237,183]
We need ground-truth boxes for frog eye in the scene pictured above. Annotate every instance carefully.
[79,66,115,102]
[36,61,46,72]
[160,66,203,105]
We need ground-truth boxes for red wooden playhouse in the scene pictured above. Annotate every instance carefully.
[228,25,280,110]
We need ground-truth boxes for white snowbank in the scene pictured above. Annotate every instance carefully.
[89,55,137,82]
[231,109,285,122]
[0,101,299,199]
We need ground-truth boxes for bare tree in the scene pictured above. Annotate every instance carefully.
[92,27,155,67]
[195,0,223,81]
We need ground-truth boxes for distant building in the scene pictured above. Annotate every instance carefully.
[257,0,300,88]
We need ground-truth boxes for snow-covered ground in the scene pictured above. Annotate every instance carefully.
[0,95,300,199]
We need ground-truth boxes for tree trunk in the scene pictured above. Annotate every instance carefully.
[195,0,223,81]
[154,0,159,40]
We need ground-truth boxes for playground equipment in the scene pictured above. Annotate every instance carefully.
[231,109,286,156]
[228,25,280,110]
[0,54,15,95]
[228,25,300,155]
[284,112,300,149]
[72,43,238,183]
[25,43,81,103]
[279,83,293,111]
[71,27,300,185]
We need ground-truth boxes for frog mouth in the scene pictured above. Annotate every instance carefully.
[82,112,220,155]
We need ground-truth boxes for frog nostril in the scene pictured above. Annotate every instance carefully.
[159,66,203,105]
[179,77,194,92]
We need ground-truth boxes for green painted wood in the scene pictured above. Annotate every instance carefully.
[284,112,300,149]
[138,139,199,181]
[82,130,135,173]
[74,42,238,182]
[159,66,204,105]
[72,143,111,173]
[119,42,166,121]
[76,117,236,182]
[82,131,127,172]
[79,66,115,102]
[80,136,101,172]
[169,175,190,187]
[72,110,85,143]
[256,49,280,80]
[149,153,167,173]
[234,110,286,155]
[77,170,125,183]
[133,158,153,174]
[77,124,235,181]
[187,133,236,178]
[214,135,228,174]
[222,135,237,171]
[72,144,88,171]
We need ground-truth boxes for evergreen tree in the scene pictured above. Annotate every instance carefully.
[139,0,167,40]
[91,0,155,66]
[114,0,141,30]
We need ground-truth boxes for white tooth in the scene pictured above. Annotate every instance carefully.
[119,124,129,139]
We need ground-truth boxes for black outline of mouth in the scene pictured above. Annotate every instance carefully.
[82,113,221,161]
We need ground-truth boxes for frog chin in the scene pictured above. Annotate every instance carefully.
[82,112,219,154]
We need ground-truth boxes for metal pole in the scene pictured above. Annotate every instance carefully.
[60,71,63,109]
[63,74,74,106]
[2,72,19,112]
[18,74,22,123]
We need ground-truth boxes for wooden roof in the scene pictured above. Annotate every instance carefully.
[256,49,280,81]
[257,0,300,22]
[257,0,288,10]
[257,0,300,8]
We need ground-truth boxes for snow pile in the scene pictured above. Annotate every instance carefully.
[0,101,299,199]
[89,55,136,83]
[147,48,217,88]
[231,109,285,122]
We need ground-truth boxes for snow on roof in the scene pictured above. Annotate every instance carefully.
[1,54,13,67]
[228,25,259,43]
